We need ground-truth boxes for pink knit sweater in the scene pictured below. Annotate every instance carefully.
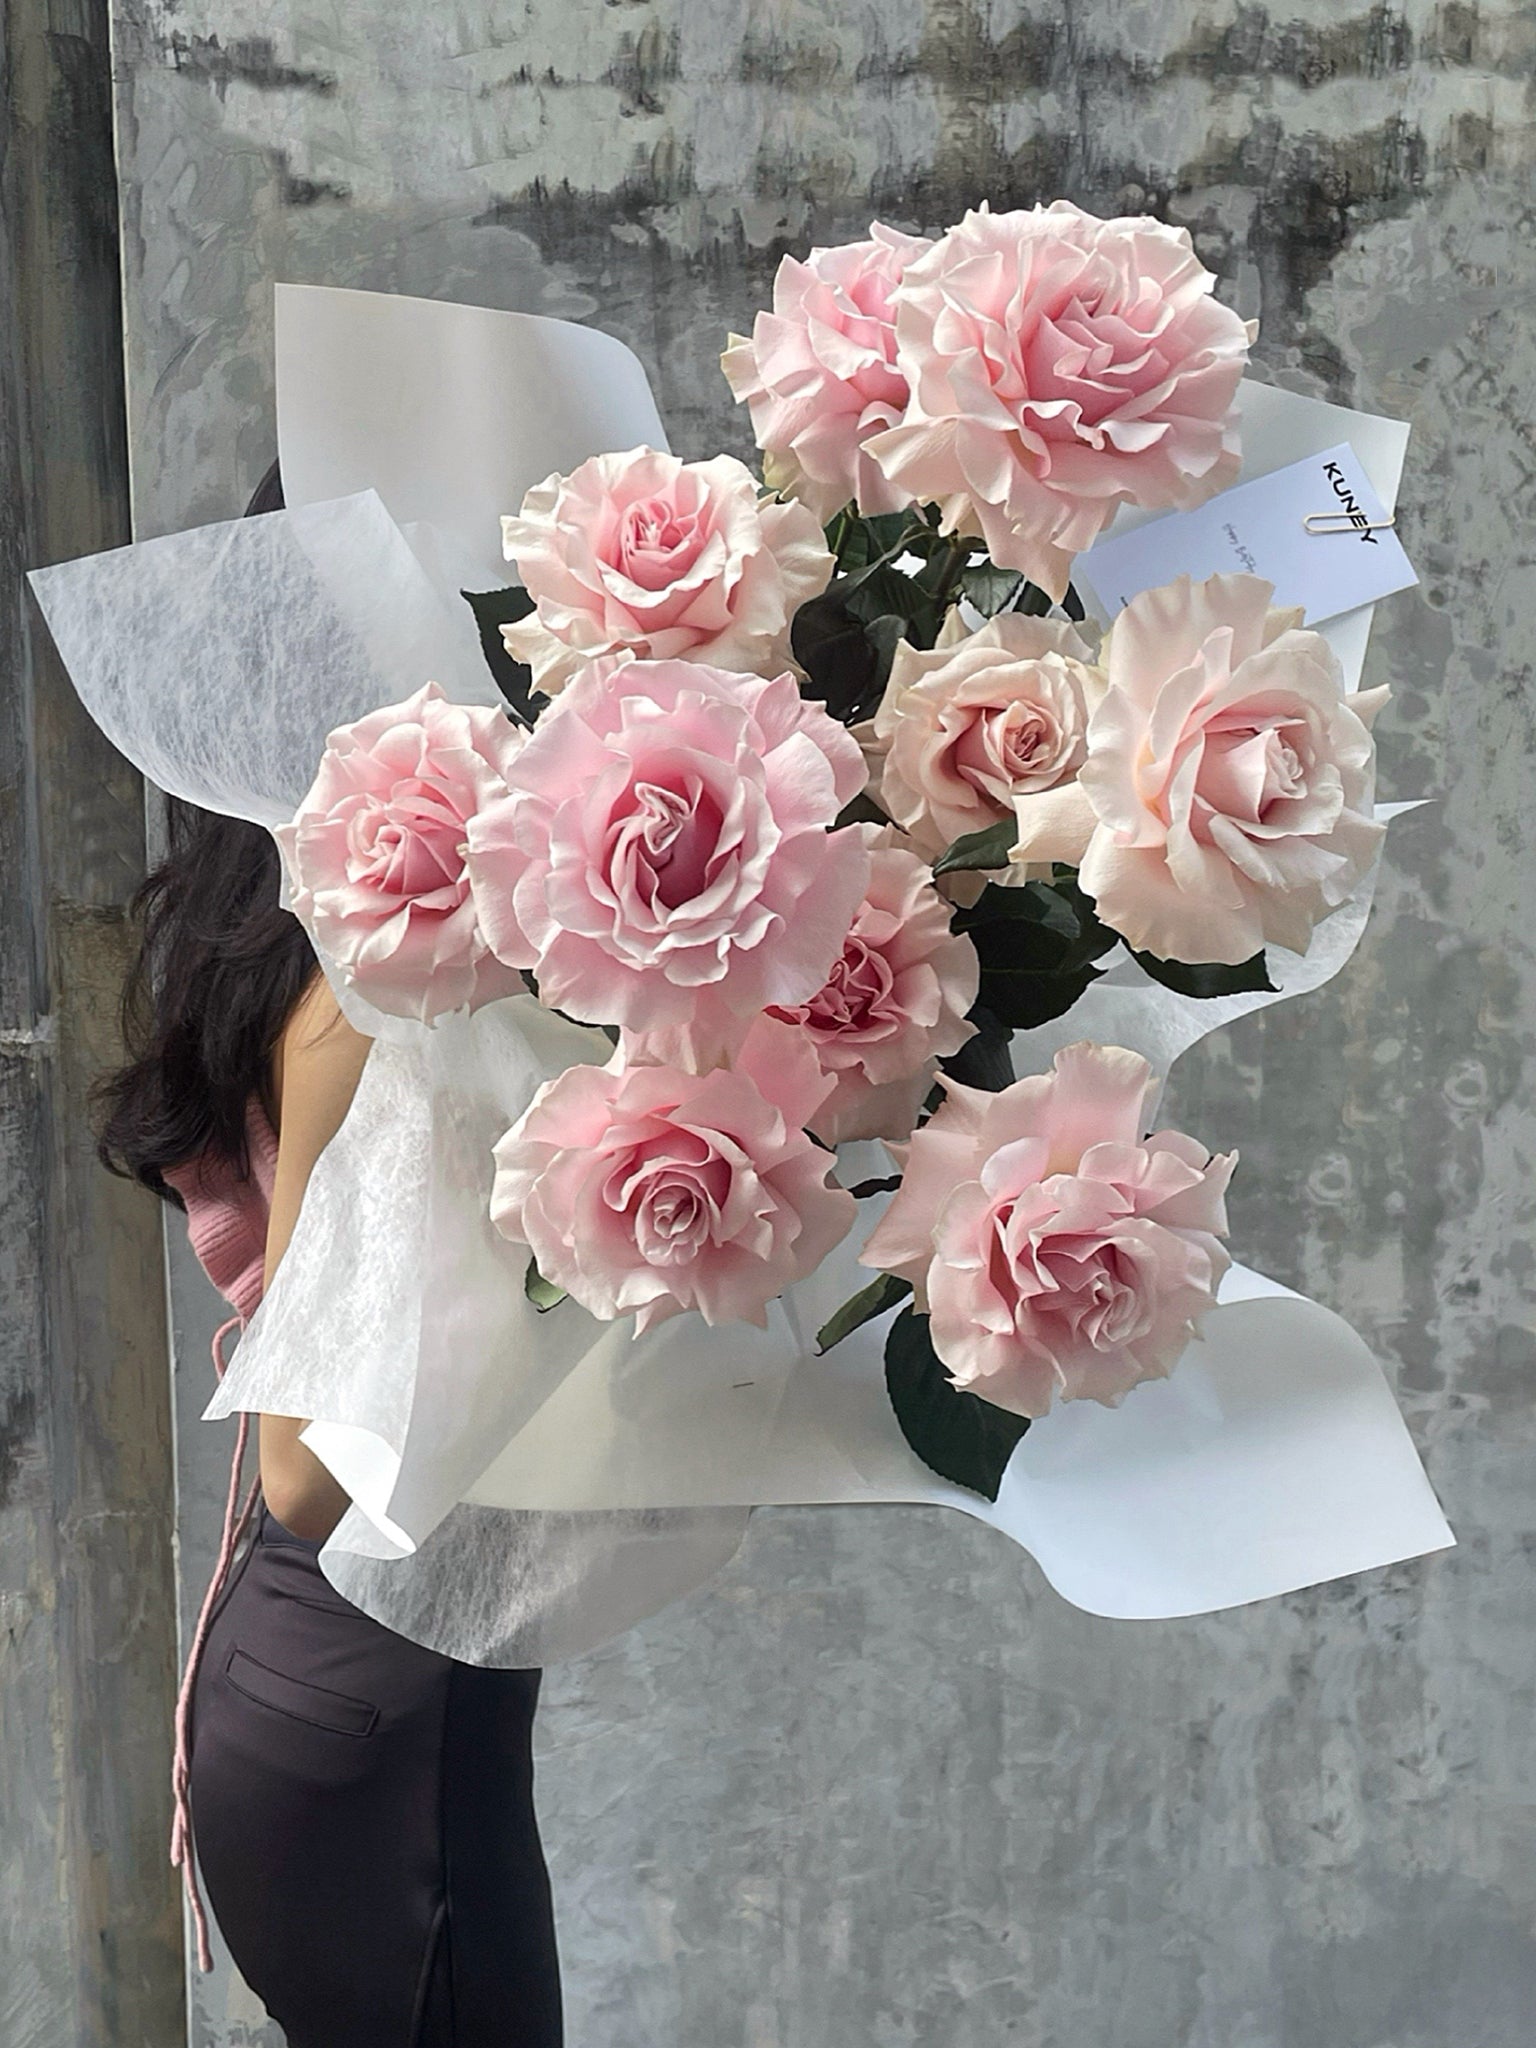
[162,1094,281,1971]
[163,1095,280,1321]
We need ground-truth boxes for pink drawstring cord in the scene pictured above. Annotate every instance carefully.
[169,1313,263,1973]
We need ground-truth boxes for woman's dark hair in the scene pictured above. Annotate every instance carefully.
[96,462,317,1204]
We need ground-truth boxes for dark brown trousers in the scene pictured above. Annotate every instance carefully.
[189,1511,563,2047]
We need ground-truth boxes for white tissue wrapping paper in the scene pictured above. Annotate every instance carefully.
[29,300,1452,1656]
[274,282,671,595]
[318,1501,752,1667]
[28,489,495,826]
[203,886,1450,1647]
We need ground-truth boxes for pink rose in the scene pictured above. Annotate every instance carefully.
[490,1020,855,1331]
[274,682,528,1022]
[866,203,1255,597]
[766,826,979,1145]
[499,447,833,696]
[721,223,934,522]
[863,613,1100,863]
[465,658,870,1068]
[862,1042,1235,1415]
[1009,573,1388,964]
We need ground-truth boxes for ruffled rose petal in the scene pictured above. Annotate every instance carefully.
[861,1041,1232,1414]
[860,614,1101,862]
[765,825,978,1144]
[465,659,871,1069]
[276,681,528,1023]
[722,223,934,521]
[1008,573,1387,965]
[490,1023,855,1331]
[500,447,833,695]
[863,203,1254,597]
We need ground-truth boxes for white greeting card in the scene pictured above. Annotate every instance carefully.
[1075,439,1418,627]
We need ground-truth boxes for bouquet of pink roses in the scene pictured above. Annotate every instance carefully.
[273,201,1388,1501]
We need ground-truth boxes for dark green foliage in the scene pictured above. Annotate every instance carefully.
[884,1308,1030,1500]
[938,1004,1015,1092]
[792,587,907,723]
[952,878,1121,1031]
[524,1256,567,1312]
[816,1272,912,1354]
[932,818,1018,877]
[462,585,543,725]
[1130,948,1277,998]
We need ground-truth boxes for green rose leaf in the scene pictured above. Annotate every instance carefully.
[462,585,543,726]
[524,1256,567,1313]
[932,817,1018,877]
[797,511,959,706]
[834,509,927,571]
[952,880,1121,1031]
[844,565,943,648]
[952,877,1082,946]
[884,1307,1030,1501]
[791,584,907,724]
[976,959,1105,1030]
[952,560,1054,620]
[816,1272,912,1355]
[937,1004,1015,1093]
[958,562,1026,616]
[1130,948,1277,999]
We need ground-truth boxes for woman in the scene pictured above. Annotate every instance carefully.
[97,791,564,2048]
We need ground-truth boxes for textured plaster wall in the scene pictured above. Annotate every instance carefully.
[110,4,1536,2043]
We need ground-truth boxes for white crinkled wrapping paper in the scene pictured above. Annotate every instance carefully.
[29,290,1452,1661]
[203,810,1444,1657]
[200,918,1449,1650]
[30,490,495,826]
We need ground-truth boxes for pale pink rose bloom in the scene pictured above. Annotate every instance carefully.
[721,222,934,522]
[274,681,528,1023]
[499,446,833,696]
[465,658,870,1069]
[865,202,1255,597]
[490,1019,856,1332]
[1009,573,1388,964]
[861,1042,1235,1415]
[765,826,979,1144]
[863,612,1101,863]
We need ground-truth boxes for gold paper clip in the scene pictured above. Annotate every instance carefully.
[1303,510,1396,535]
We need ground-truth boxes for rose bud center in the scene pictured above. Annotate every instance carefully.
[348,780,468,899]
[613,496,705,588]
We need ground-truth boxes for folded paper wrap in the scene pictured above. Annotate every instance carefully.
[30,287,1451,1661]
[275,282,671,594]
[202,976,1450,1646]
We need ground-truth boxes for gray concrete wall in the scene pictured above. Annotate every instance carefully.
[1,2,184,2041]
[109,3,1536,2043]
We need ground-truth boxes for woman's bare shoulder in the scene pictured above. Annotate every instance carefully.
[280,970,372,1055]
[271,974,373,1150]
[275,973,371,1084]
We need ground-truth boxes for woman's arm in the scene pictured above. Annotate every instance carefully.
[258,974,373,1542]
